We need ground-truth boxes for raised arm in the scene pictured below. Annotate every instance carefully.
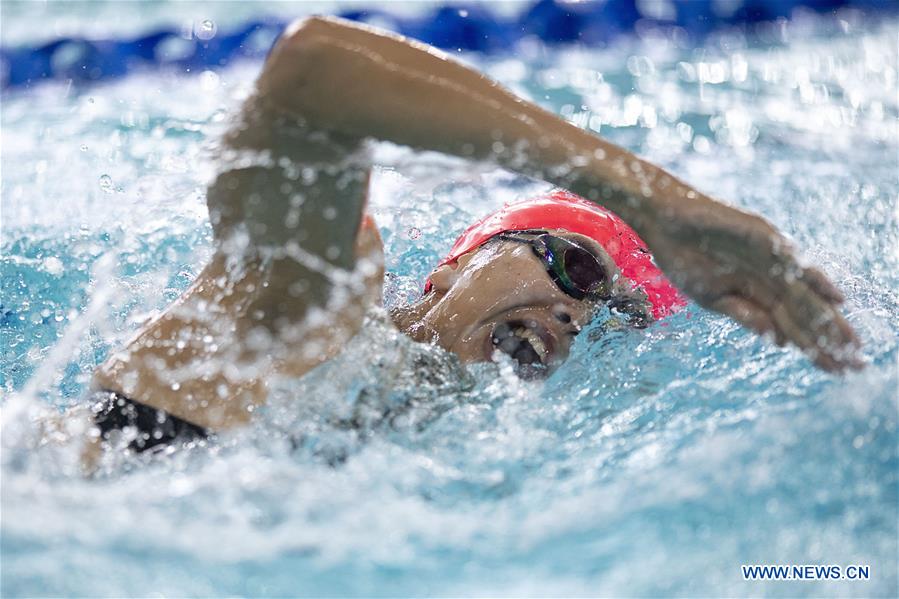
[259,15,859,370]
[91,22,386,430]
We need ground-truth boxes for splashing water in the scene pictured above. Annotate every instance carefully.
[2,11,897,598]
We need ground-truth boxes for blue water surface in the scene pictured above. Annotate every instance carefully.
[1,6,897,598]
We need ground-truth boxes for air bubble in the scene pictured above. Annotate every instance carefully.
[407,227,421,240]
[196,19,217,41]
[99,174,114,194]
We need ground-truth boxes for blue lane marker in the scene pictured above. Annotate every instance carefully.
[1,0,894,90]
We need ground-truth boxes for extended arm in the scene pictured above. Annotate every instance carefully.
[92,22,386,430]
[258,16,859,370]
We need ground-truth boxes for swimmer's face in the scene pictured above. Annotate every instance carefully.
[405,230,647,377]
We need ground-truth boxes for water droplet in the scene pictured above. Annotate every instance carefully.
[196,19,217,40]
[99,174,114,194]
[43,257,64,276]
[407,227,421,240]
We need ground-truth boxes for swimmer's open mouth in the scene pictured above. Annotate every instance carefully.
[490,320,553,378]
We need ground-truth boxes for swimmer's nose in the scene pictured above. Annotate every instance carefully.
[554,311,572,324]
[552,306,584,340]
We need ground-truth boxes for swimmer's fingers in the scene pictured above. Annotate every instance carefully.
[743,231,861,370]
[771,281,863,372]
[709,295,782,344]
[740,273,860,372]
[799,265,845,304]
[710,283,862,372]
[645,202,861,370]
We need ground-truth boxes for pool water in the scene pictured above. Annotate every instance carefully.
[2,8,897,598]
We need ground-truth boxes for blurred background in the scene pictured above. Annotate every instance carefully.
[3,0,897,88]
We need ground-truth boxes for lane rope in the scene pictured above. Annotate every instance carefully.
[1,0,892,89]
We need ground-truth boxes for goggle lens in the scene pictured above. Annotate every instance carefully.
[501,231,609,301]
[561,243,607,298]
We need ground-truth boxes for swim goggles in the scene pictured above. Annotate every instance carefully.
[495,230,611,301]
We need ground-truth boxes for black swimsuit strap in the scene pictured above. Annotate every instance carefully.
[92,390,209,453]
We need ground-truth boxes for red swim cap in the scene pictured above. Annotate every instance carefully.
[425,190,685,319]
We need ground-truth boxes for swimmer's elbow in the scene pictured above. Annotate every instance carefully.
[282,15,346,42]
[276,15,357,56]
[258,17,349,102]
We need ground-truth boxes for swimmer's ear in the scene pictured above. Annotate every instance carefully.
[427,251,477,293]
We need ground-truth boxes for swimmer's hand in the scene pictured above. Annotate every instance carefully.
[642,199,862,372]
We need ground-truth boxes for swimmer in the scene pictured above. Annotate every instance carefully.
[85,16,860,455]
